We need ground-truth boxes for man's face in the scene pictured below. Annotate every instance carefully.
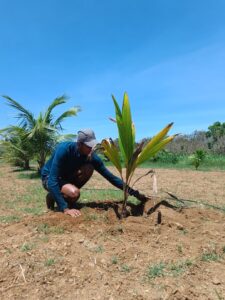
[78,143,93,156]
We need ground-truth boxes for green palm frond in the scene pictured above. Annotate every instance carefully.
[136,123,175,165]
[112,93,134,164]
[101,139,122,176]
[2,95,35,129]
[54,107,81,129]
[126,141,145,182]
[44,95,68,123]
[136,134,177,166]
[56,134,76,142]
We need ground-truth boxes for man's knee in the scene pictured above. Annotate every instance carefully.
[69,188,80,200]
[65,188,80,209]
[61,184,80,200]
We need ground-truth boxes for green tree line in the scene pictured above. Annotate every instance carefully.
[0,95,224,171]
[165,122,225,155]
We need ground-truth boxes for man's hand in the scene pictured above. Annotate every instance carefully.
[135,191,148,202]
[64,208,81,217]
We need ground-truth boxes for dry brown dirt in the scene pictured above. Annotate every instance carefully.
[1,165,225,300]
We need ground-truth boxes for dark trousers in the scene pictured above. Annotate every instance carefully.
[42,164,94,209]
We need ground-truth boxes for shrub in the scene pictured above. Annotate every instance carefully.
[189,149,206,170]
[151,150,179,164]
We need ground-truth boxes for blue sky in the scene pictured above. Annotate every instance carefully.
[0,0,225,141]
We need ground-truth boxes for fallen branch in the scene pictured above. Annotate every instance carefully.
[19,264,27,283]
[0,283,25,293]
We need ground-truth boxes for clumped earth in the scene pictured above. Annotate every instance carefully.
[0,165,225,299]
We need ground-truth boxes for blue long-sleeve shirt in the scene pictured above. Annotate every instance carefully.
[41,142,136,211]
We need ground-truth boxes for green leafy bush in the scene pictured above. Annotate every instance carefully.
[189,149,206,170]
[151,150,179,164]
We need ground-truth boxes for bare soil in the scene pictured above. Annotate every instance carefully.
[1,165,225,299]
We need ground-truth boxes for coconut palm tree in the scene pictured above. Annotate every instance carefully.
[101,93,177,217]
[0,126,35,169]
[2,95,80,171]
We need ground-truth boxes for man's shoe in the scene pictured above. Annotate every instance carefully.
[46,193,55,210]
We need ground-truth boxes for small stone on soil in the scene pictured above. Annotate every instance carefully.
[212,278,221,285]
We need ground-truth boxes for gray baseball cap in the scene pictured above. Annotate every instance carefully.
[77,129,98,148]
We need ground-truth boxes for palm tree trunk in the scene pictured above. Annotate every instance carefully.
[121,184,129,218]
[37,151,46,173]
[24,159,30,170]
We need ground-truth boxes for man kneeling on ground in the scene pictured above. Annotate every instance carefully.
[41,129,147,218]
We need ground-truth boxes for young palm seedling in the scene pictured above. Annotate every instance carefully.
[189,149,206,170]
[101,93,176,218]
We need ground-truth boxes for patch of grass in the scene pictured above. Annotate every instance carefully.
[147,259,193,280]
[116,225,124,233]
[95,245,104,253]
[20,185,46,204]
[200,216,210,221]
[84,213,99,221]
[80,189,123,202]
[37,223,64,235]
[147,262,166,279]
[169,259,193,277]
[177,245,183,254]
[120,264,132,273]
[5,248,13,255]
[203,155,225,171]
[222,246,225,253]
[79,189,139,205]
[11,185,46,218]
[13,183,46,208]
[214,289,224,300]
[168,263,184,276]
[83,211,110,223]
[17,172,40,180]
[101,212,110,222]
[39,236,49,243]
[5,185,47,221]
[0,215,21,223]
[183,259,193,267]
[20,207,43,215]
[45,258,55,266]
[201,252,221,262]
[5,202,17,209]
[111,256,118,264]
[21,242,34,252]
[52,226,65,234]
[140,154,225,171]
[37,223,50,234]
[180,228,188,235]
